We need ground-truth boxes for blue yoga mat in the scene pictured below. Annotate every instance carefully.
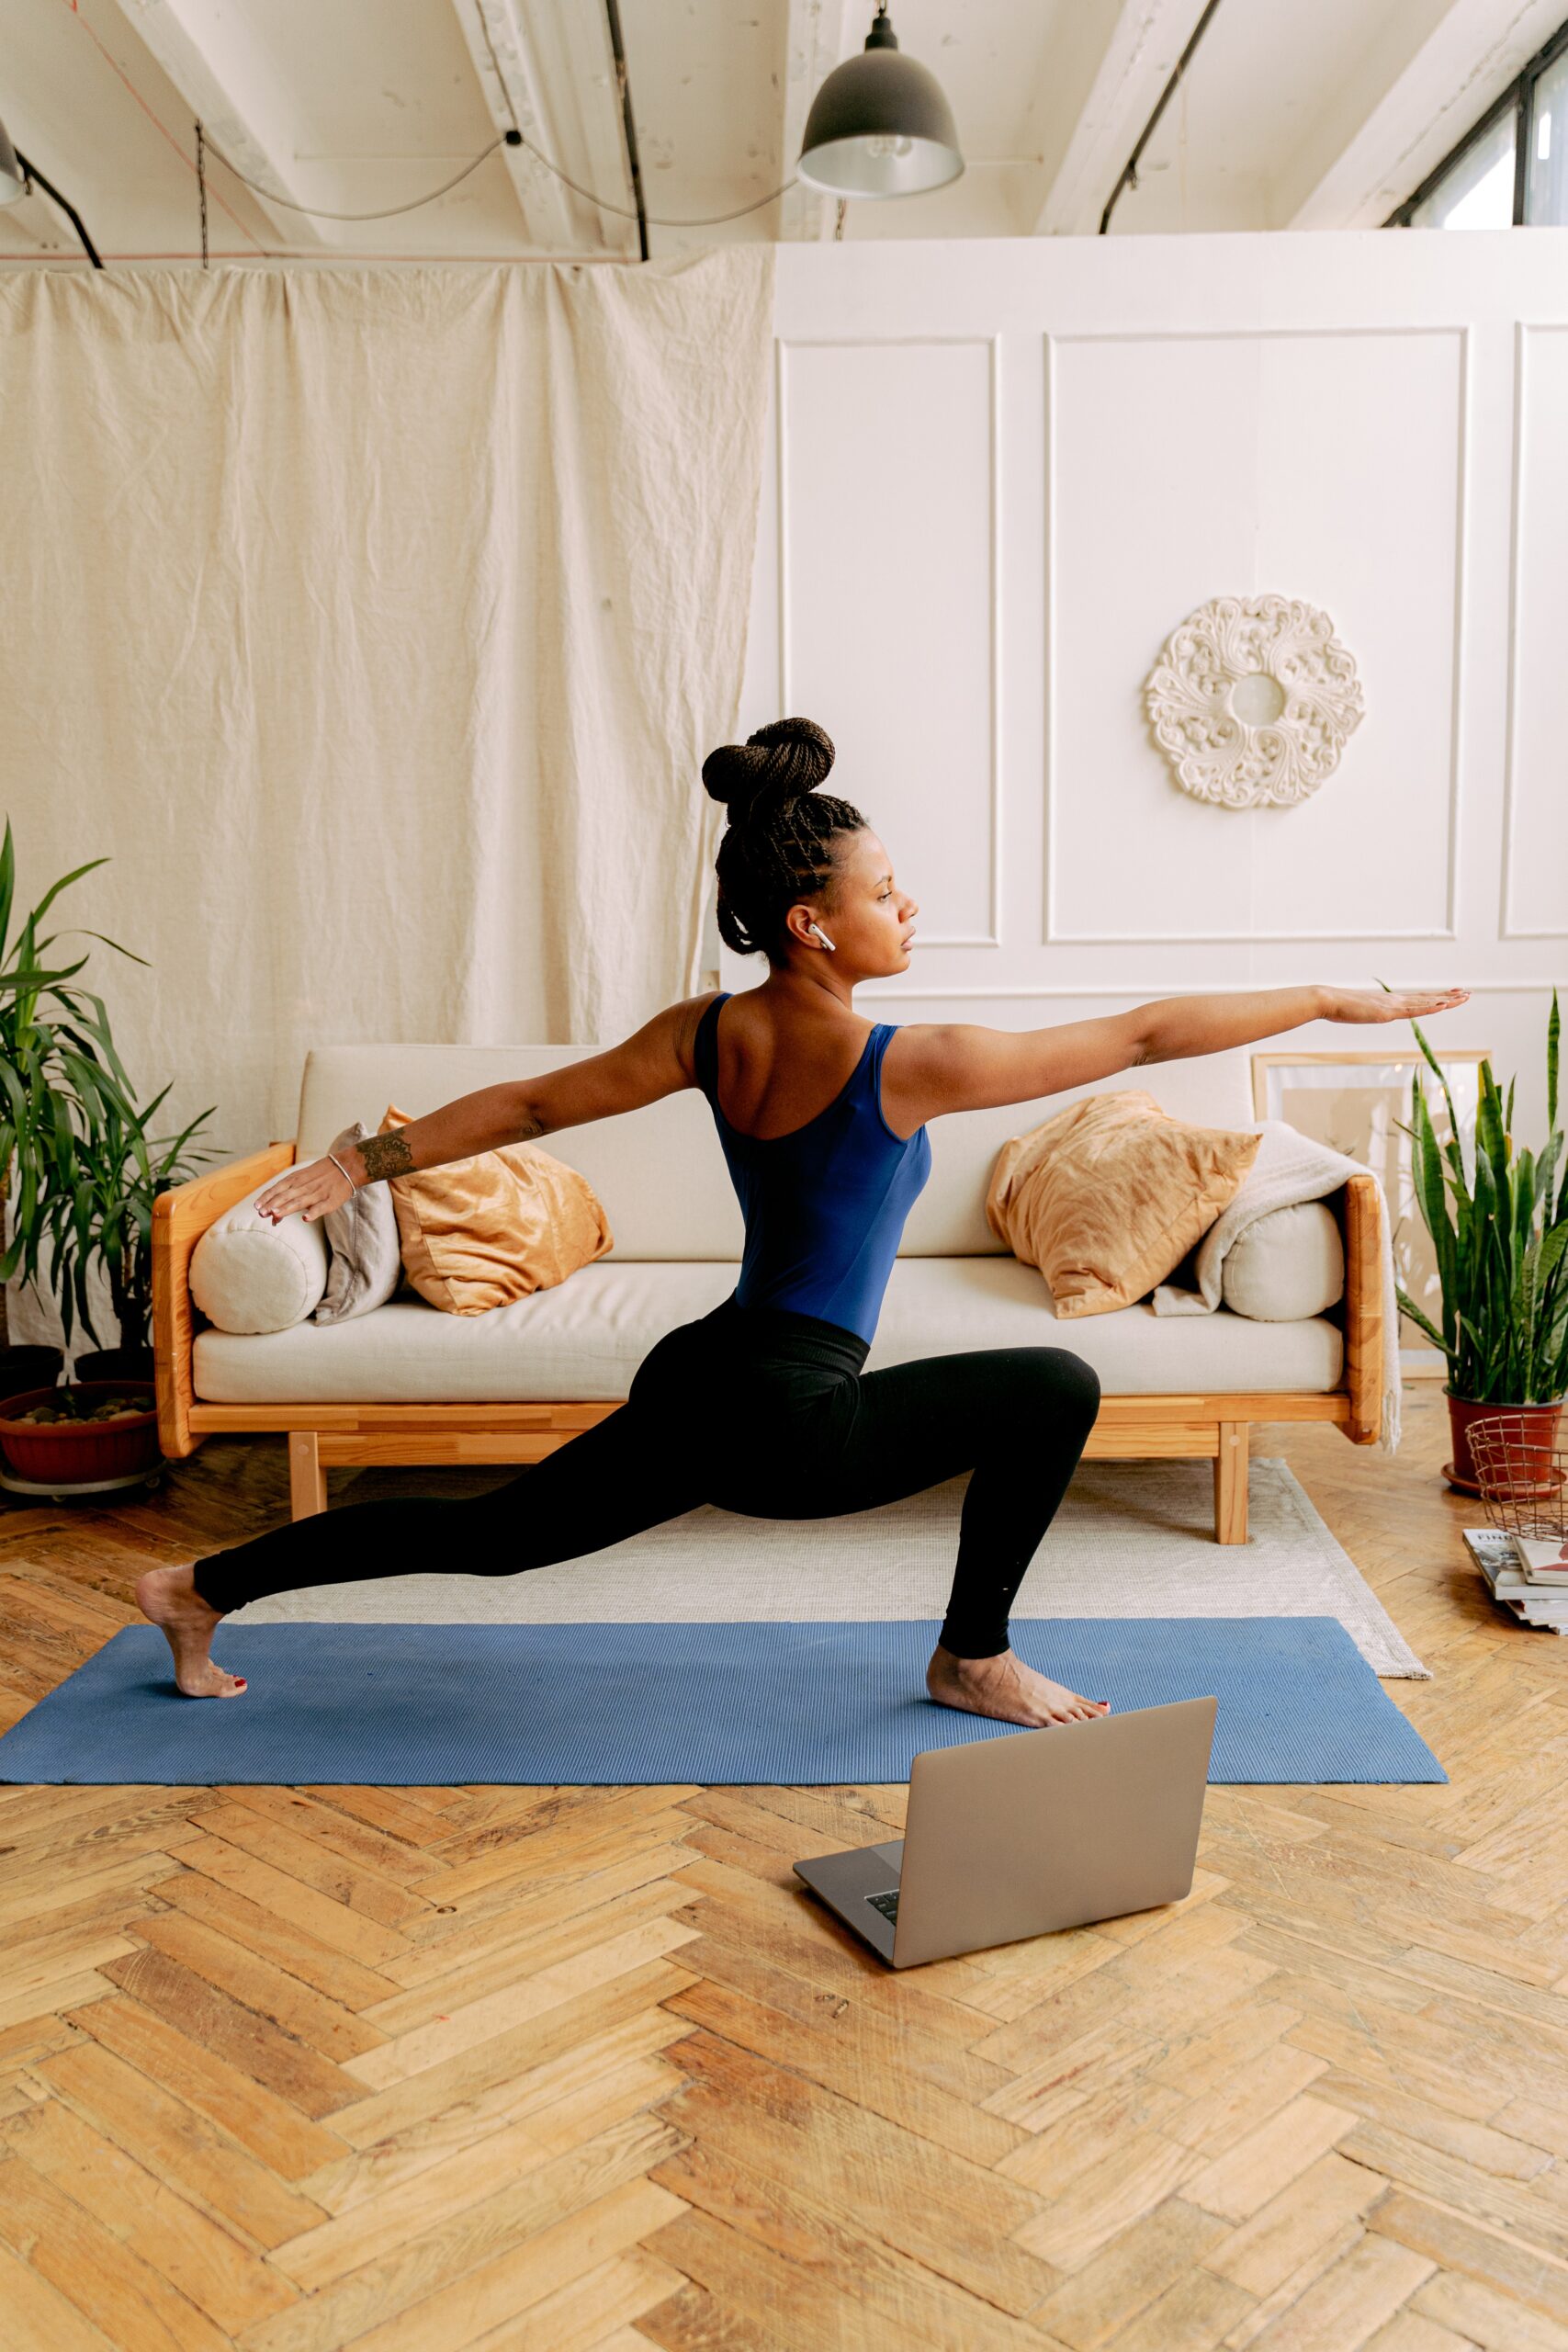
[0,1617,1444,1786]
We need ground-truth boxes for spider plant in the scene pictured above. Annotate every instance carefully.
[1396,990,1568,1405]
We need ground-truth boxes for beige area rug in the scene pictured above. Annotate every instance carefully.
[231,1456,1427,1680]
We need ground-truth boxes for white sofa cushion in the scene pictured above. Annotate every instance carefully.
[190,1176,328,1333]
[1222,1201,1345,1322]
[292,1039,1257,1262]
[193,1254,1342,1405]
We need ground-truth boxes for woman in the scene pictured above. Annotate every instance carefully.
[137,717,1466,1723]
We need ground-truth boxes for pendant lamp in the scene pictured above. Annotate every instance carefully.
[797,5,964,199]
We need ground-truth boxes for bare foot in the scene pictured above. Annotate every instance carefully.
[135,1566,246,1699]
[926,1644,1110,1729]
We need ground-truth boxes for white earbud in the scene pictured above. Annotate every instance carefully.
[807,920,837,951]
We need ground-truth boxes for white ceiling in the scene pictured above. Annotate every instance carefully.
[1,0,1562,266]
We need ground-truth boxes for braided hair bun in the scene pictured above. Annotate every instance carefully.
[702,717,835,830]
[705,714,863,964]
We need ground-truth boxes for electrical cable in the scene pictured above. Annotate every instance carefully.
[198,122,801,230]
[52,0,807,256]
[196,132,511,221]
[523,153,800,227]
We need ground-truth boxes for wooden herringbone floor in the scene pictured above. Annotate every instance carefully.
[2,1384,1567,2350]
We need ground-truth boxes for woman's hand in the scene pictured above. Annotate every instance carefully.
[254,1157,357,1227]
[1320,985,1470,1025]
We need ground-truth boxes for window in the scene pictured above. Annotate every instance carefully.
[1528,44,1568,222]
[1407,108,1517,228]
[1387,16,1568,227]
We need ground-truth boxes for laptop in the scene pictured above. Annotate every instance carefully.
[793,1694,1218,1969]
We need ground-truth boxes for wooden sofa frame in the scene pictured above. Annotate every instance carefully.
[152,1147,1384,1544]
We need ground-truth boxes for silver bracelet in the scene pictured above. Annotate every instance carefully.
[326,1150,359,1192]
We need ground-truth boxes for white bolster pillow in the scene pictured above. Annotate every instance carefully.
[190,1175,328,1333]
[1220,1200,1345,1322]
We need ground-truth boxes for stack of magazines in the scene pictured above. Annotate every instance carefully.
[1464,1527,1568,1632]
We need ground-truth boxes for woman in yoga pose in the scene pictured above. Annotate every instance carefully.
[137,717,1466,1720]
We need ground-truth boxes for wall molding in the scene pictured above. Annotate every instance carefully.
[1499,322,1568,943]
[1041,323,1470,948]
[860,976,1560,1000]
[777,334,1003,948]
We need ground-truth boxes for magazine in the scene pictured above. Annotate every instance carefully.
[1462,1529,1567,1633]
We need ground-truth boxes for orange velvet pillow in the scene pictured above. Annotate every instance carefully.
[378,1104,613,1316]
[986,1090,1260,1319]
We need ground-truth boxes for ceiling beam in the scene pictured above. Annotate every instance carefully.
[1027,0,1213,236]
[1278,0,1566,228]
[781,0,849,243]
[448,0,634,255]
[109,0,331,248]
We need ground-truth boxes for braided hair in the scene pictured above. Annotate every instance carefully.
[703,717,866,964]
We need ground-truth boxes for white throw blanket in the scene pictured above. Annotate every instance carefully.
[1152,1122,1402,1452]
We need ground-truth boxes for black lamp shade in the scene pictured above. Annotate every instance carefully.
[0,116,28,207]
[798,10,963,198]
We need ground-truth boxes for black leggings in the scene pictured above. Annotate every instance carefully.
[192,1293,1101,1658]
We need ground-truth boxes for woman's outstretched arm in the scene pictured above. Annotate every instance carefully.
[253,993,718,1226]
[892,983,1470,1123]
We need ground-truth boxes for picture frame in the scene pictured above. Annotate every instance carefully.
[1251,1047,1491,1369]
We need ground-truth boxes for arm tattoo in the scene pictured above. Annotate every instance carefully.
[357,1130,416,1184]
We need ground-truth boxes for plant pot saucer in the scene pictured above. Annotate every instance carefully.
[0,1463,164,1498]
[1445,1459,1566,1499]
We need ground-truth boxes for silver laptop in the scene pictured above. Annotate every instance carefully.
[793,1695,1218,1969]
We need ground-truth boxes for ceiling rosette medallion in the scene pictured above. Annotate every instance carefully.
[1143,594,1365,809]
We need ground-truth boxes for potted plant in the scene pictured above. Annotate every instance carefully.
[0,1077,217,1495]
[39,1077,217,1385]
[1397,991,1568,1492]
[0,1380,164,1493]
[0,818,142,1402]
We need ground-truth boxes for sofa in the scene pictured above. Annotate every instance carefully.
[152,1040,1385,1544]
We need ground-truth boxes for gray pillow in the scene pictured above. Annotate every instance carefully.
[312,1120,404,1324]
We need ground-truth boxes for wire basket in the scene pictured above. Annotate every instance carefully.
[1467,1411,1568,1544]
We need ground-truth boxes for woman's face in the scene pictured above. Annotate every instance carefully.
[797,829,919,977]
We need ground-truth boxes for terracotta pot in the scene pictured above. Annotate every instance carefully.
[73,1346,155,1385]
[0,1380,161,1486]
[0,1345,64,1403]
[1445,1393,1564,1497]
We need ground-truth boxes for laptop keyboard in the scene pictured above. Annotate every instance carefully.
[866,1888,900,1923]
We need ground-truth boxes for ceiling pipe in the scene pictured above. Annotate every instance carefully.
[1100,0,1224,235]
[0,117,104,266]
[602,0,648,260]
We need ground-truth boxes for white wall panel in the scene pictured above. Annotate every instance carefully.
[1502,324,1568,941]
[778,337,998,945]
[732,235,1568,1142]
[1046,328,1463,944]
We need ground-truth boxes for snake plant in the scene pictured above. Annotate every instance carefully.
[1396,990,1568,1404]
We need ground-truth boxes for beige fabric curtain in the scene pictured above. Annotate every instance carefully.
[0,251,773,1351]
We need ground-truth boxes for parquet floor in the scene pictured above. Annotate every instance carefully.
[2,1384,1566,2350]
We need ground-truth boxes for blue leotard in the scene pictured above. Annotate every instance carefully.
[694,990,932,1347]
